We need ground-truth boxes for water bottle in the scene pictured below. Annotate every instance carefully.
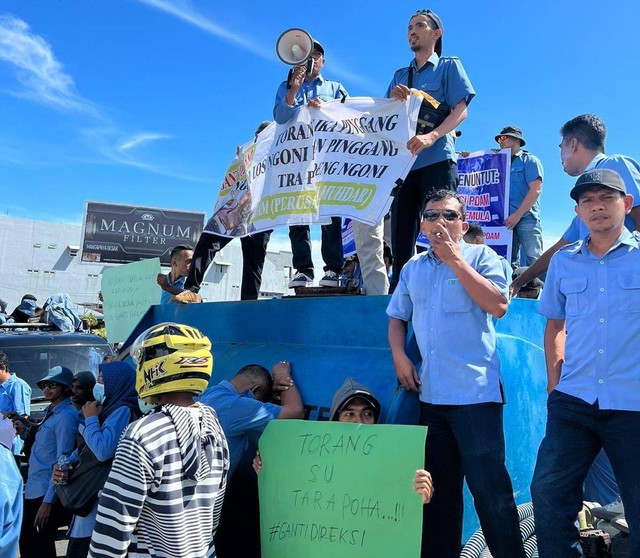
[57,454,71,485]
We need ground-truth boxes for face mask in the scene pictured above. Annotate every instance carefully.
[93,383,106,405]
[138,398,157,415]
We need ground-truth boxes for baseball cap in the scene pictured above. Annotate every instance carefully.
[313,40,324,55]
[570,169,627,202]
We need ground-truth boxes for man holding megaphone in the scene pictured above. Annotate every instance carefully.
[273,35,347,289]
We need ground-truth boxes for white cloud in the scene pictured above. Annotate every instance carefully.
[117,133,173,152]
[134,0,376,89]
[0,13,97,113]
[135,0,272,60]
[0,13,205,182]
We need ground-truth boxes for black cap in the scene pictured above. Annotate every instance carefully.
[254,121,271,136]
[495,126,526,147]
[570,169,627,202]
[313,40,324,55]
[411,9,443,56]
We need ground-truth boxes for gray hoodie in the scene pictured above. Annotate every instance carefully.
[329,377,381,422]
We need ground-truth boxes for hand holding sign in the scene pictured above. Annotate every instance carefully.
[258,420,427,558]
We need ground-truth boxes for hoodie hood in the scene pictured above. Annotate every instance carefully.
[329,377,381,422]
[161,403,229,482]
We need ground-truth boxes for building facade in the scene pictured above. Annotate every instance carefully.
[0,215,294,313]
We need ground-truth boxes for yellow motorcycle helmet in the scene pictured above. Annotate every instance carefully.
[131,322,213,400]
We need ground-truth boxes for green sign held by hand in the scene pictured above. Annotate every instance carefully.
[258,420,427,558]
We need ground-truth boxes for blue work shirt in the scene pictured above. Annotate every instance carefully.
[199,380,281,476]
[0,445,22,557]
[24,398,79,502]
[509,150,544,219]
[273,74,348,124]
[538,229,640,411]
[386,53,475,170]
[387,242,507,405]
[563,153,640,242]
[0,374,31,455]
[69,406,132,538]
[160,273,186,304]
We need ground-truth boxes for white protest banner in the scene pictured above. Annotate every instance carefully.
[204,97,420,238]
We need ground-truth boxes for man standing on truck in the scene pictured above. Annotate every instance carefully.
[387,9,475,291]
[387,189,524,558]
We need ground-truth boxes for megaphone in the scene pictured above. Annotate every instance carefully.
[276,28,315,89]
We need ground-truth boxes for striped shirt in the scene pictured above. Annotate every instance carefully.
[89,403,229,558]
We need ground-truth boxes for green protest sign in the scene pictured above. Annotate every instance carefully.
[101,258,161,343]
[258,420,427,558]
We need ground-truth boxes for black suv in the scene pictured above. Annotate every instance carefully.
[0,325,114,420]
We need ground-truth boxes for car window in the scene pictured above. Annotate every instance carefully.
[1,343,112,399]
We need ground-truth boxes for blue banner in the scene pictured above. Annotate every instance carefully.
[341,218,357,258]
[417,150,512,262]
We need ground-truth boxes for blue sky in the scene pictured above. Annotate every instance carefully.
[2,0,640,257]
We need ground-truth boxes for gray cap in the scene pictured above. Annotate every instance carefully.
[37,365,74,389]
[570,169,626,202]
[330,377,381,422]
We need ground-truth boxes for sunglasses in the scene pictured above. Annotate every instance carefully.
[497,135,509,142]
[422,209,462,222]
[40,381,62,390]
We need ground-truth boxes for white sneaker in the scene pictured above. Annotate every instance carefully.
[288,272,313,288]
[319,270,340,288]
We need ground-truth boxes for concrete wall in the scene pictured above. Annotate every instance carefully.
[0,215,293,313]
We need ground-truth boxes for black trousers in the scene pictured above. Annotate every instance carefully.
[184,230,272,300]
[214,467,261,558]
[390,159,458,292]
[419,403,525,558]
[289,217,343,278]
[66,536,91,558]
[20,497,70,558]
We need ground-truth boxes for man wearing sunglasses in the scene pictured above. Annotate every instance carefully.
[387,189,524,558]
[387,9,475,292]
[495,126,544,267]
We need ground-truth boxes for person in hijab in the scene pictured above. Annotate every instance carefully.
[54,362,140,558]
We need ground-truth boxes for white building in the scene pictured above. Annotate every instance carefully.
[0,215,293,312]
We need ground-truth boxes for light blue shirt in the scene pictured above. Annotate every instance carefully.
[387,242,507,405]
[273,74,348,124]
[199,380,281,476]
[538,228,640,411]
[24,398,79,503]
[69,406,132,538]
[386,53,475,170]
[509,150,544,219]
[0,445,22,557]
[0,374,31,455]
[160,273,186,304]
[563,153,640,241]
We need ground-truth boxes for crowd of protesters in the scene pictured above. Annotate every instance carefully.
[2,7,640,558]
